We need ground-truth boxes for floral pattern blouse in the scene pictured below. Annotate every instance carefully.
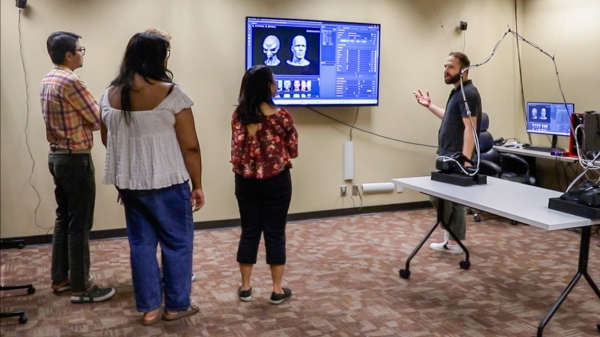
[231,108,299,179]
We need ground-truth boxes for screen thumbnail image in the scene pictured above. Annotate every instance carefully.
[277,78,315,93]
[283,80,291,92]
[251,26,320,76]
[529,105,550,122]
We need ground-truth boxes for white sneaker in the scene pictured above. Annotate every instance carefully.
[441,230,449,243]
[191,273,196,282]
[430,230,464,254]
[429,242,464,254]
[428,230,449,250]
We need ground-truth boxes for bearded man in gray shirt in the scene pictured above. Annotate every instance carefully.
[413,52,482,254]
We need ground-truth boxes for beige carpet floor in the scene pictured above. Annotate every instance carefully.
[1,209,599,336]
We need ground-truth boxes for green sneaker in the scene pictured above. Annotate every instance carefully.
[71,285,115,303]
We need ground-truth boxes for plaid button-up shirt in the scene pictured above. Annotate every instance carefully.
[40,65,101,151]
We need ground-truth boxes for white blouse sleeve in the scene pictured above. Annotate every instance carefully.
[168,85,194,114]
[98,88,110,117]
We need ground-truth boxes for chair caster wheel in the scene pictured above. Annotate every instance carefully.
[474,216,481,222]
[18,315,27,324]
[510,220,518,225]
[27,286,35,295]
[17,243,25,249]
[399,268,411,279]
[459,260,471,270]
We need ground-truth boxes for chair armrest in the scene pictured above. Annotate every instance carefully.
[499,153,530,175]
[477,159,503,177]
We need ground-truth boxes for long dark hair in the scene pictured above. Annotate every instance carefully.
[110,33,173,122]
[236,65,276,125]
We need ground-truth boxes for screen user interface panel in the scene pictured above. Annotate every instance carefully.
[526,102,574,137]
[246,17,381,106]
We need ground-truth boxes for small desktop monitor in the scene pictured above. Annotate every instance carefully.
[526,102,574,148]
[246,17,381,106]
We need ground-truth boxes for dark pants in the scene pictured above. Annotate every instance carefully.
[430,196,466,241]
[118,182,194,313]
[235,169,292,265]
[48,153,95,292]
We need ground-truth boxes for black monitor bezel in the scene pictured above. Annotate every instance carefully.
[525,101,574,137]
[245,16,382,107]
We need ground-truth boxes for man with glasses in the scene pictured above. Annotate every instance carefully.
[41,31,115,303]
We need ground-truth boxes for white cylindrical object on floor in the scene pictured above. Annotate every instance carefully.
[361,182,395,194]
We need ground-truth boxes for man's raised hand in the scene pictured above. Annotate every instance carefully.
[413,90,431,108]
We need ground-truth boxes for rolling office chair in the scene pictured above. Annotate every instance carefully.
[471,112,535,222]
[0,239,35,324]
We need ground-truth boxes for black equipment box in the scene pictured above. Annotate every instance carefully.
[548,198,600,219]
[431,171,487,186]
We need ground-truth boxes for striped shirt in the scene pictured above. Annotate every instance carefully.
[40,65,101,151]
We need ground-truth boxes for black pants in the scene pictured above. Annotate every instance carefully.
[235,169,292,265]
[48,153,95,292]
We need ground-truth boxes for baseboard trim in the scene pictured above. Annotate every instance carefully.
[0,201,430,248]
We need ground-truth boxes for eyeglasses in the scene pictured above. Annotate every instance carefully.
[75,47,86,56]
[166,49,171,59]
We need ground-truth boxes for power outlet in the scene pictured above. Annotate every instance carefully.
[352,184,359,196]
[340,185,347,197]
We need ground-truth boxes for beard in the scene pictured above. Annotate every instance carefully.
[444,73,461,84]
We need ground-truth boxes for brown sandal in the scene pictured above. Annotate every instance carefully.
[163,305,199,321]
[142,307,164,326]
[51,280,70,293]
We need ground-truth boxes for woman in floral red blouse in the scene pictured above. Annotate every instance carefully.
[231,65,298,304]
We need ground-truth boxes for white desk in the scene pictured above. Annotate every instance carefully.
[494,145,578,162]
[392,176,599,337]
[495,145,600,166]
[393,176,596,230]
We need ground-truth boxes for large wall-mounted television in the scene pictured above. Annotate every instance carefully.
[246,17,381,106]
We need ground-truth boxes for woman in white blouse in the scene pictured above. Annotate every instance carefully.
[100,32,204,325]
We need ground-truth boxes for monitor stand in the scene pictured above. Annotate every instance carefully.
[550,135,567,151]
[551,135,558,149]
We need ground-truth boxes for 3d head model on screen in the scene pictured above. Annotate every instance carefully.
[540,108,547,120]
[262,35,281,66]
[283,80,291,91]
[287,35,310,67]
[531,108,538,119]
[293,80,301,91]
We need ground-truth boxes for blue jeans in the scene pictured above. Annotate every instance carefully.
[48,153,95,292]
[118,182,194,313]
